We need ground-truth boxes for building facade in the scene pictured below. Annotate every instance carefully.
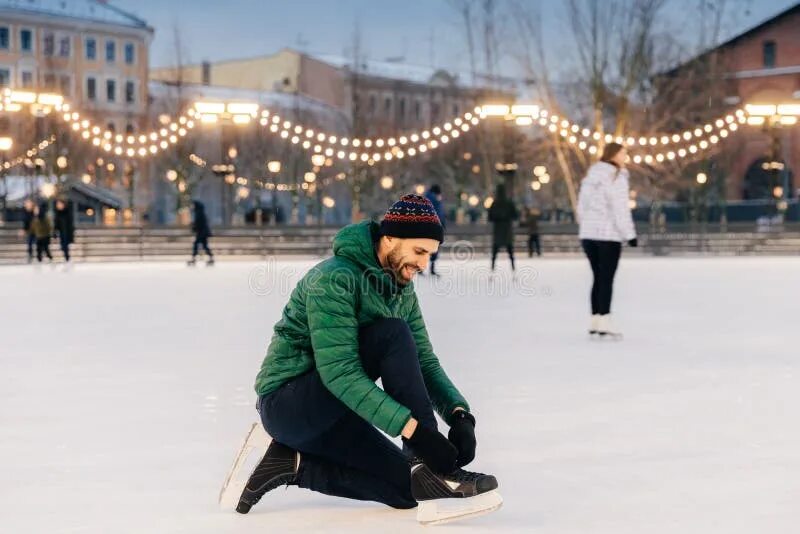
[664,4,800,200]
[0,0,153,134]
[151,48,516,136]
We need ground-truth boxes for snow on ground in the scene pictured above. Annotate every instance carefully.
[1,256,799,534]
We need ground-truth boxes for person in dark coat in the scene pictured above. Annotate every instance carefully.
[487,183,519,271]
[424,184,445,276]
[189,200,214,265]
[525,207,542,257]
[53,199,75,263]
[29,204,53,263]
[21,199,36,263]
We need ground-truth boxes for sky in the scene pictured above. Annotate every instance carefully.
[113,0,798,77]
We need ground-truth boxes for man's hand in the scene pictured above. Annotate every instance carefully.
[403,421,458,474]
[448,410,476,467]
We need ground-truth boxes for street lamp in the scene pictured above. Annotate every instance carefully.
[304,172,316,183]
[311,154,326,167]
[0,136,11,223]
[745,102,800,208]
[166,169,178,182]
[539,173,551,184]
[267,160,281,173]
[696,172,707,184]
[56,155,68,170]
[531,181,542,191]
[380,176,394,190]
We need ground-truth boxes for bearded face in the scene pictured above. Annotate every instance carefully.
[381,237,439,286]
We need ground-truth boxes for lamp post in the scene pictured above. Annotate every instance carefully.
[0,136,12,224]
[745,103,800,217]
[267,160,281,225]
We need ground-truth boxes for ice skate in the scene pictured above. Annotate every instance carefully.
[219,422,270,510]
[206,257,215,266]
[186,257,197,266]
[411,462,502,525]
[596,314,623,340]
[235,439,299,514]
[589,314,600,335]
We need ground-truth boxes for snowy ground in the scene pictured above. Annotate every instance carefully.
[2,256,799,534]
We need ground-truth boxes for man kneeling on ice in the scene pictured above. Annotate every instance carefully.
[238,194,500,523]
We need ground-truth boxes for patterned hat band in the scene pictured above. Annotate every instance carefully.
[380,194,444,243]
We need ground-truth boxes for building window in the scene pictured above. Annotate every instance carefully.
[106,79,116,102]
[0,27,8,49]
[368,94,376,115]
[106,40,116,62]
[126,123,135,134]
[125,81,135,103]
[43,73,56,90]
[86,37,96,60]
[59,36,70,57]
[107,122,116,134]
[43,32,54,56]
[763,40,776,68]
[384,97,392,117]
[431,102,440,120]
[452,103,459,116]
[87,77,97,101]
[21,71,33,88]
[60,75,71,97]
[0,68,11,88]
[125,42,135,65]
[414,100,421,120]
[20,29,33,52]
[399,98,406,119]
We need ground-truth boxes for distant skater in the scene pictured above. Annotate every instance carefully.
[488,183,518,272]
[54,199,75,263]
[525,207,542,257]
[577,142,637,338]
[21,199,36,263]
[424,184,446,276]
[188,201,214,266]
[29,204,53,263]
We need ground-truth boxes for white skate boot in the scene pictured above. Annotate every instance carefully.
[597,314,622,339]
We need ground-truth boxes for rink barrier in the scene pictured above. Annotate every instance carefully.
[0,223,799,264]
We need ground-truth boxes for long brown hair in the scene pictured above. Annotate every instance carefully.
[600,142,625,167]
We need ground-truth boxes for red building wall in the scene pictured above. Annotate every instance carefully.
[718,9,800,198]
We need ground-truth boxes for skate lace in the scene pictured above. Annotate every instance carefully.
[447,468,484,483]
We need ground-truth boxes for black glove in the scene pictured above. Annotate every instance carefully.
[448,411,476,467]
[404,424,458,473]
[628,238,638,247]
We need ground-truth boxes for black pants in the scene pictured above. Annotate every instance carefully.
[429,251,439,274]
[59,235,71,262]
[27,233,35,259]
[258,318,437,509]
[491,243,515,271]
[581,239,621,315]
[36,238,52,262]
[192,236,213,258]
[528,234,541,257]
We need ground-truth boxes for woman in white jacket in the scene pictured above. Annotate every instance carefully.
[577,142,637,337]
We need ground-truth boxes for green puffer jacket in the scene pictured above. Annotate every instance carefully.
[254,221,469,437]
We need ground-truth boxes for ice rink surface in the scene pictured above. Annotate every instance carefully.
[2,256,799,533]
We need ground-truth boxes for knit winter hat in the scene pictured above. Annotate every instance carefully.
[380,194,444,243]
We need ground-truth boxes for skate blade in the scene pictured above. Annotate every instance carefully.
[417,490,503,525]
[591,332,623,341]
[218,422,270,510]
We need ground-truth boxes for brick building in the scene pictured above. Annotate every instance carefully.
[665,3,800,200]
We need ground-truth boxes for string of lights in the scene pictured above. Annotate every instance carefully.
[1,135,57,171]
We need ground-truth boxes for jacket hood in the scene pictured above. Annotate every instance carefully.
[332,221,412,295]
[584,161,622,185]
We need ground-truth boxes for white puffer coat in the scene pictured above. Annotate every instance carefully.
[577,161,637,242]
